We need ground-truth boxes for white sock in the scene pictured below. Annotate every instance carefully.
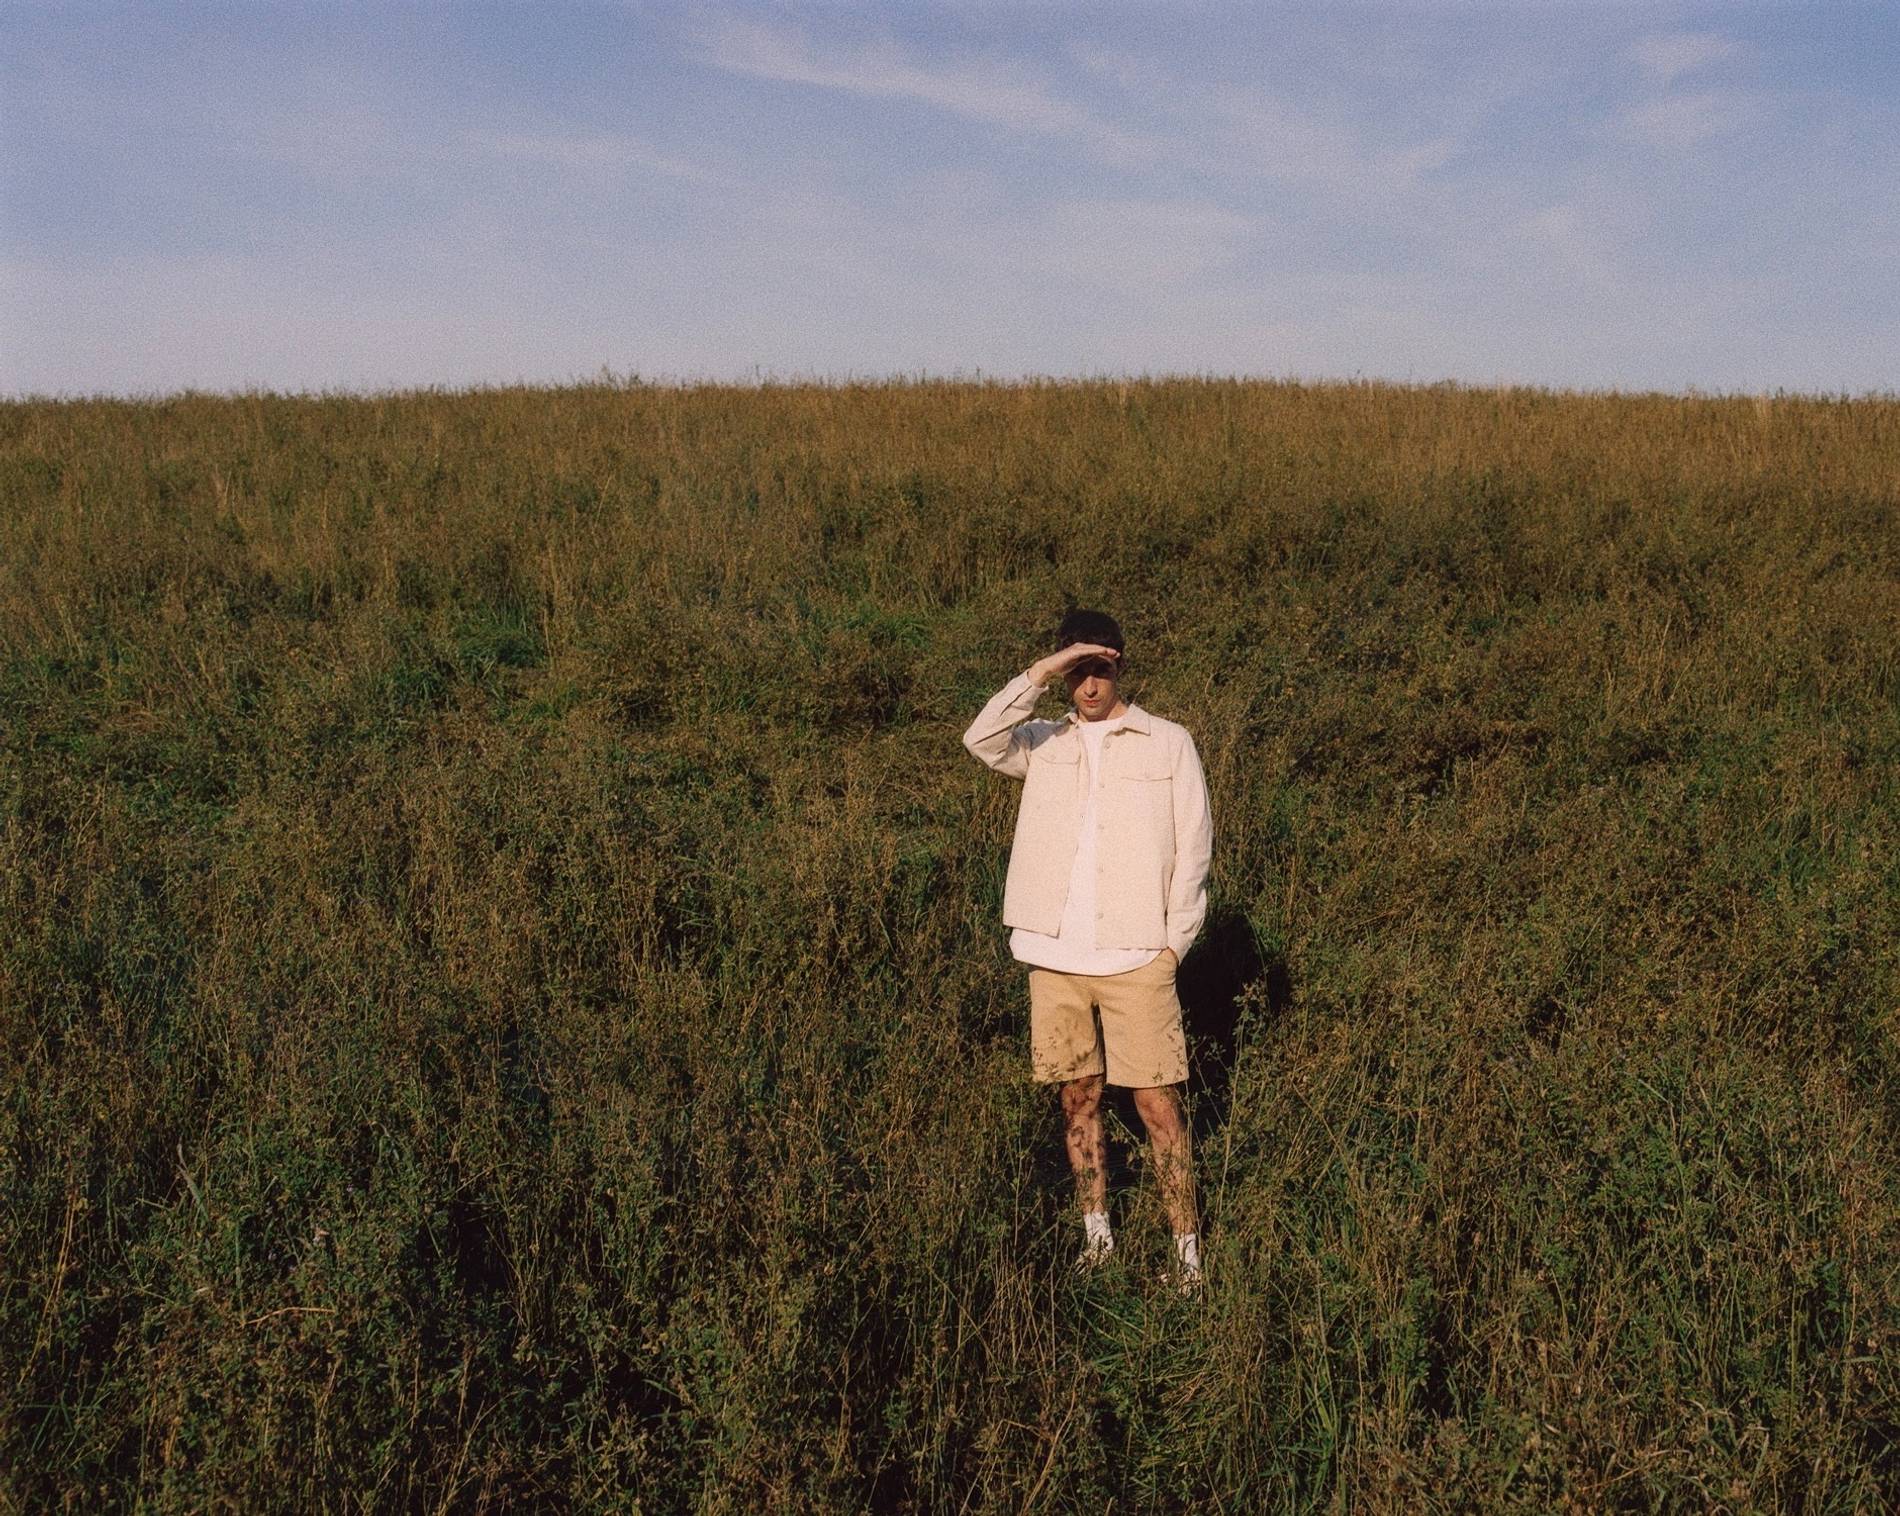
[1174,1232,1201,1272]
[1083,1210,1114,1251]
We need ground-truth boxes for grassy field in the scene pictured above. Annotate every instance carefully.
[3,377,1897,1511]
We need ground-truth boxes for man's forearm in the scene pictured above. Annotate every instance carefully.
[961,672,1049,778]
[1165,900,1207,964]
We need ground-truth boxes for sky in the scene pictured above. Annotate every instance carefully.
[4,2,1897,397]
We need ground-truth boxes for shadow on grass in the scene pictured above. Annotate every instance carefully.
[1179,907,1289,1144]
[1090,906,1288,1193]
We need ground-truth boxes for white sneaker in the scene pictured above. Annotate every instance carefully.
[1158,1261,1204,1296]
[1073,1238,1115,1274]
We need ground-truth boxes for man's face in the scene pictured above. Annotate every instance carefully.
[1064,655,1122,721]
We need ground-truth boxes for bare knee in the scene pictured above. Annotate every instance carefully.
[1061,1075,1104,1122]
[1132,1084,1186,1140]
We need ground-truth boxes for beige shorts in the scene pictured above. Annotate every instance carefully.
[1028,952,1188,1089]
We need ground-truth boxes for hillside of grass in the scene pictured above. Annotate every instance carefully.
[3,378,1897,1510]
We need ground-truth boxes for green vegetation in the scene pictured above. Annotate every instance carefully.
[3,378,1897,1510]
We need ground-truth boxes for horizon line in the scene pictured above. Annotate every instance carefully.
[6,369,1895,408]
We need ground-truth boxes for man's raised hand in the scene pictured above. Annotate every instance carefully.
[1027,642,1120,688]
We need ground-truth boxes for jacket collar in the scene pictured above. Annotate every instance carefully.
[1065,703,1153,735]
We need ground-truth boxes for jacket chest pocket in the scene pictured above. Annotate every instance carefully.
[1023,738,1080,799]
[1106,747,1171,787]
[1027,739,1080,774]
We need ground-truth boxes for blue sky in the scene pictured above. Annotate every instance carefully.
[4,2,1896,396]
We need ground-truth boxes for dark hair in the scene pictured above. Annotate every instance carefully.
[1056,608,1124,654]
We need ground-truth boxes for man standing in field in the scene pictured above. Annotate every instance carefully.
[963,610,1212,1285]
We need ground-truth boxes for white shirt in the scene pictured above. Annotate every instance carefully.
[1009,716,1161,976]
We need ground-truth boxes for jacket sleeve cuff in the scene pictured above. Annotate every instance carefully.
[990,672,1050,721]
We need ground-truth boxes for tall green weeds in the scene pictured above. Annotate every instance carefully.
[2,379,1896,1509]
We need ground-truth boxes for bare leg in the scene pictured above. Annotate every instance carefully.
[1060,1074,1107,1215]
[1132,1084,1197,1237]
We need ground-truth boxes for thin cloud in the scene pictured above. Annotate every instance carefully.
[465,130,730,186]
[1518,203,1621,291]
[1610,90,1748,149]
[1071,35,1462,198]
[698,18,1156,163]
[1206,85,1456,196]
[1021,197,1256,291]
[1630,31,1738,86]
[1064,40,1150,93]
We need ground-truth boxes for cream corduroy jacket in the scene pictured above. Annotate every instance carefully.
[963,673,1212,963]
